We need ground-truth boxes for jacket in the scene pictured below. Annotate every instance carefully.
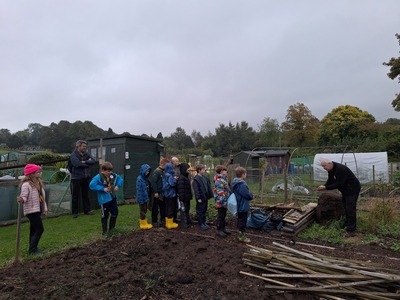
[213,173,230,208]
[177,163,193,202]
[19,182,48,216]
[162,162,177,198]
[193,173,213,201]
[70,149,97,179]
[89,172,124,205]
[136,164,152,204]
[325,162,361,196]
[152,166,164,194]
[232,177,253,213]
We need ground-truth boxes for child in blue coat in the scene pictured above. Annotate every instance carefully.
[232,167,254,243]
[136,164,154,229]
[89,162,123,236]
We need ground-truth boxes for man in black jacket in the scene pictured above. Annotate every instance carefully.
[317,160,361,236]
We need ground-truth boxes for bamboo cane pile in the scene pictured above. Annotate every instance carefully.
[241,242,400,299]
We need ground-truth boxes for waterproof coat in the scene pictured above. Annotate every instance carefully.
[213,173,230,208]
[177,163,193,202]
[136,164,152,204]
[162,162,177,198]
[19,182,48,216]
[193,174,213,201]
[325,162,361,196]
[70,149,97,180]
[89,172,124,205]
[231,178,253,213]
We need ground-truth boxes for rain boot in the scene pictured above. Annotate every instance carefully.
[101,218,108,236]
[238,231,251,243]
[109,216,117,231]
[165,217,178,229]
[222,219,231,235]
[139,219,153,229]
[186,211,193,226]
[180,209,188,228]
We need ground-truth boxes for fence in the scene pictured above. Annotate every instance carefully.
[243,162,400,204]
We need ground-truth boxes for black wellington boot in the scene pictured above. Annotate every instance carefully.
[109,216,117,231]
[101,218,108,235]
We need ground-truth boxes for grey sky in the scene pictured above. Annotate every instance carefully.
[1,1,399,137]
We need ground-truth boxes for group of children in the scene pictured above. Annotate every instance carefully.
[129,158,254,243]
[17,158,254,255]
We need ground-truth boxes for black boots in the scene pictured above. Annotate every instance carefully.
[109,216,117,231]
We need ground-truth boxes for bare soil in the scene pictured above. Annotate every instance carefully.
[1,218,400,300]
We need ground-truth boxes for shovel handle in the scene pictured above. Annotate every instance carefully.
[14,202,23,263]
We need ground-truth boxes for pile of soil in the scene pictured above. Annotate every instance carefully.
[1,222,400,300]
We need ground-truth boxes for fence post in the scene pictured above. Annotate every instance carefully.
[283,163,288,203]
[372,165,375,186]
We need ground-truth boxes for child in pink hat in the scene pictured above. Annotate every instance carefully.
[17,164,48,255]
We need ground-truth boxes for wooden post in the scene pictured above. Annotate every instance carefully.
[283,164,288,203]
[14,202,23,263]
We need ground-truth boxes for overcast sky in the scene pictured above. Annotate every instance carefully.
[1,1,399,137]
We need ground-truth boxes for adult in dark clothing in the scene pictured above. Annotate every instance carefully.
[151,158,169,227]
[317,160,361,236]
[192,164,213,231]
[70,140,97,218]
[177,162,193,228]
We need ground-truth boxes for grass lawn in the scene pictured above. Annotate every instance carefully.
[0,203,140,268]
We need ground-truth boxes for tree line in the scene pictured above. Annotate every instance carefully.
[1,103,400,159]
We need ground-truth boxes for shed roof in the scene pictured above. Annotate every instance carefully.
[87,133,162,143]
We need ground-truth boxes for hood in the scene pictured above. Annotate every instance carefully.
[139,164,151,177]
[164,162,175,175]
[231,177,244,189]
[179,162,190,176]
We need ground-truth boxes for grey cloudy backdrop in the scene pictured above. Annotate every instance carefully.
[1,1,399,137]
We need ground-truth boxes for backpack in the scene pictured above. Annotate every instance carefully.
[67,157,73,173]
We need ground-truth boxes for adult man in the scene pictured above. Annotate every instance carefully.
[317,160,361,236]
[70,140,97,218]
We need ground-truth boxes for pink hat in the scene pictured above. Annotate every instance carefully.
[24,164,41,176]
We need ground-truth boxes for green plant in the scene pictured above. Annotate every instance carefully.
[390,242,400,252]
[366,198,396,230]
[299,222,344,245]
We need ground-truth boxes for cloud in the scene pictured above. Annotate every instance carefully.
[0,0,399,137]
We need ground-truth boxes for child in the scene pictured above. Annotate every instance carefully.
[213,165,231,237]
[162,162,179,229]
[231,167,254,243]
[136,164,153,229]
[89,162,124,235]
[193,164,213,231]
[17,164,48,255]
[151,158,169,227]
[177,162,193,228]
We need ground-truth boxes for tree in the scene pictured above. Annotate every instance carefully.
[383,33,400,111]
[281,102,320,147]
[257,117,281,147]
[164,127,194,151]
[0,129,11,146]
[191,130,204,148]
[318,105,376,146]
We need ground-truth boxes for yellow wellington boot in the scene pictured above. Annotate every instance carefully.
[144,219,153,229]
[165,217,178,229]
[139,219,152,230]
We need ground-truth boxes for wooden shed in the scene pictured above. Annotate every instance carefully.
[87,134,164,200]
[264,150,291,175]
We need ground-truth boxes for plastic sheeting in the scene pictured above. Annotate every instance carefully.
[313,152,388,184]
